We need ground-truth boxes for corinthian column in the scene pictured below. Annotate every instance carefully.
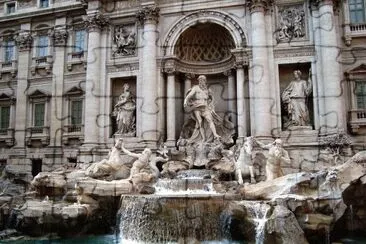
[83,12,109,149]
[314,0,345,132]
[247,0,272,138]
[50,21,68,148]
[137,6,160,143]
[14,27,32,148]
[166,69,176,147]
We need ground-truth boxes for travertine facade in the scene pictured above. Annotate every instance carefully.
[0,0,365,177]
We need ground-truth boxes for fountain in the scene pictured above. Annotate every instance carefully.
[1,75,366,243]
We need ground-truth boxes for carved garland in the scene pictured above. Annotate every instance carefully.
[163,10,247,54]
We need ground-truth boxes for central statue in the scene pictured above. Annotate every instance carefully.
[178,75,235,167]
[183,75,221,142]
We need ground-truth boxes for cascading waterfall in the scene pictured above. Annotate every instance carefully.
[350,204,354,232]
[118,195,228,243]
[244,202,271,244]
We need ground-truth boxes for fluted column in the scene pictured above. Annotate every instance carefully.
[236,65,246,139]
[166,70,176,147]
[14,28,32,148]
[184,73,193,95]
[50,22,67,147]
[137,6,160,143]
[224,70,237,131]
[83,12,109,147]
[247,0,272,138]
[316,0,345,132]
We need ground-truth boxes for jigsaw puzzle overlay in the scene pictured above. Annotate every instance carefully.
[0,0,366,242]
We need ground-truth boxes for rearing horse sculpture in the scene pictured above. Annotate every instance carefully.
[235,137,256,184]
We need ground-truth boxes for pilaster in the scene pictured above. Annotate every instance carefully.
[14,28,32,148]
[137,5,160,144]
[248,1,272,138]
[80,12,109,162]
[50,21,67,148]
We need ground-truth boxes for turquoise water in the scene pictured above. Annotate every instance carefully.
[0,234,119,244]
[0,235,244,244]
[2,234,366,244]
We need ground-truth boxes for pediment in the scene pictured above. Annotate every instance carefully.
[0,93,14,101]
[28,89,50,98]
[347,64,366,74]
[65,86,84,96]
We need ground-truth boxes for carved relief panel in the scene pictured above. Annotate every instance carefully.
[276,3,307,43]
[112,24,137,57]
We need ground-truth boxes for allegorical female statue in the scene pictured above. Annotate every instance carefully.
[113,83,136,136]
[281,69,312,129]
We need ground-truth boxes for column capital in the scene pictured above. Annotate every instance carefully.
[50,25,68,47]
[310,0,340,11]
[163,58,177,74]
[223,70,233,77]
[185,73,195,80]
[15,30,32,52]
[84,12,110,32]
[246,0,273,13]
[165,67,177,75]
[136,5,160,25]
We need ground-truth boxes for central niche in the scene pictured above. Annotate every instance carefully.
[174,23,235,63]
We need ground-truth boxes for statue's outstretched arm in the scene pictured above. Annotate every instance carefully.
[121,144,140,158]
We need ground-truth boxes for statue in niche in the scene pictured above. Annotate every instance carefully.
[180,75,234,145]
[281,69,312,129]
[257,139,291,181]
[113,25,136,56]
[177,75,235,167]
[113,83,136,136]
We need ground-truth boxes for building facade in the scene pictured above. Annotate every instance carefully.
[0,0,365,177]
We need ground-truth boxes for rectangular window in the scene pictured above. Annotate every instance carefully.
[71,100,82,125]
[0,106,10,129]
[34,103,45,127]
[4,40,15,63]
[356,82,366,109]
[349,0,366,23]
[37,35,48,57]
[39,0,49,8]
[6,2,16,14]
[74,30,85,52]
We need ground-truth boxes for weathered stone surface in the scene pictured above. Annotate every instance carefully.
[14,200,98,236]
[242,152,366,200]
[77,179,133,196]
[31,172,67,189]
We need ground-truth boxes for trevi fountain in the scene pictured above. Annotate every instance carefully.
[1,75,366,243]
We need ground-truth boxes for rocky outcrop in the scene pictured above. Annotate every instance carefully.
[238,151,366,241]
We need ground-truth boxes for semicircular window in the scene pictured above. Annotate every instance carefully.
[175,23,235,63]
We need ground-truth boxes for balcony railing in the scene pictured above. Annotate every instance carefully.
[348,109,366,133]
[30,56,53,75]
[350,23,366,32]
[26,126,50,146]
[67,51,87,71]
[0,60,17,78]
[62,124,84,145]
[0,128,15,147]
